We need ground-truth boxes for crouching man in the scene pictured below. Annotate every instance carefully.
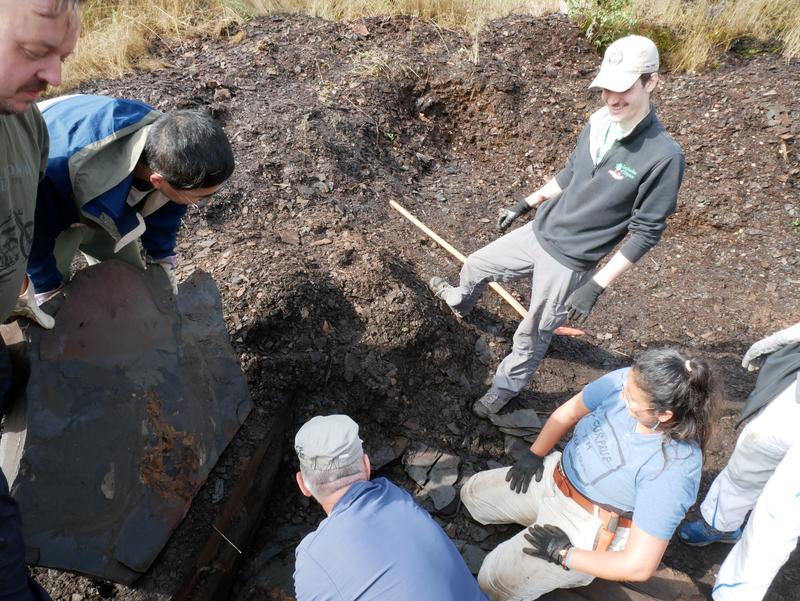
[293,414,489,601]
[27,94,234,299]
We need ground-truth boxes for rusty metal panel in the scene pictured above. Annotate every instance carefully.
[0,261,252,584]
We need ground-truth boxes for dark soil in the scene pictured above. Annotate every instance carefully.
[31,11,800,601]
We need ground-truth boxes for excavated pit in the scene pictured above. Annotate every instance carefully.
[24,12,800,601]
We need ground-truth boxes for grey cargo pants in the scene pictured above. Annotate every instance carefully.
[440,223,593,411]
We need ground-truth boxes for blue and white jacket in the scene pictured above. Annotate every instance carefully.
[27,95,187,292]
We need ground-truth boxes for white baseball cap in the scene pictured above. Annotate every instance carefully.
[295,414,364,471]
[589,35,659,93]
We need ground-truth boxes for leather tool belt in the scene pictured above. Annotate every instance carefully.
[554,461,632,552]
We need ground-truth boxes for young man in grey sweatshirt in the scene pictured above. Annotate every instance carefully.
[430,35,685,418]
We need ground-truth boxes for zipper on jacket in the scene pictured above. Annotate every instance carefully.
[592,141,619,177]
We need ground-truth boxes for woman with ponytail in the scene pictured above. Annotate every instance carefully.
[460,348,722,601]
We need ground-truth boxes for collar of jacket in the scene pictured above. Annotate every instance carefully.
[619,103,657,142]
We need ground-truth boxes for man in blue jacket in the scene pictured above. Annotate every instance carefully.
[27,94,234,299]
[430,35,685,418]
[293,414,488,601]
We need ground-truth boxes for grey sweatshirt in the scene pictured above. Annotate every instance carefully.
[534,107,684,271]
[0,105,48,321]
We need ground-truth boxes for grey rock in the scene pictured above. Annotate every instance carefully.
[425,484,456,510]
[469,524,491,543]
[370,437,409,470]
[0,262,251,584]
[474,337,493,365]
[504,435,532,461]
[460,543,488,575]
[489,409,541,430]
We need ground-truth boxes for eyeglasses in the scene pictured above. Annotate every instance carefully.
[621,376,655,416]
[168,181,227,207]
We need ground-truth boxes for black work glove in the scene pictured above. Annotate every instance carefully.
[523,524,573,566]
[505,450,545,494]
[497,199,533,232]
[565,279,605,324]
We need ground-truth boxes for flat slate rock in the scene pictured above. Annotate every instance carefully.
[489,408,542,430]
[0,261,252,584]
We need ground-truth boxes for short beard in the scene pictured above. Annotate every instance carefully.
[0,100,20,116]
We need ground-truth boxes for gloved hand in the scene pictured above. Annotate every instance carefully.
[523,524,573,567]
[147,256,178,295]
[498,199,533,232]
[742,331,790,371]
[34,283,64,307]
[505,450,545,494]
[12,279,55,329]
[566,280,605,324]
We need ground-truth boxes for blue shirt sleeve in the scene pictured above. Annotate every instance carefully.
[140,201,187,260]
[582,368,629,412]
[632,444,702,540]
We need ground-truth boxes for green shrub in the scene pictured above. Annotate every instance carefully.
[567,0,639,48]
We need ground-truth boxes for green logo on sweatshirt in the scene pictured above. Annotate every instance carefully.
[614,162,637,179]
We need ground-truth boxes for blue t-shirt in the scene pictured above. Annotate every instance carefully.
[294,477,488,601]
[561,368,702,540]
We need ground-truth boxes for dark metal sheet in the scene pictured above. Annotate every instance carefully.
[0,261,252,584]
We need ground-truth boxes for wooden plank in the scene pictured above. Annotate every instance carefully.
[551,565,708,601]
[540,589,594,601]
[577,579,658,601]
[623,565,709,600]
[171,401,291,601]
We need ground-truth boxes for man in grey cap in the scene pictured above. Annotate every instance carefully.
[430,35,684,425]
[293,414,489,601]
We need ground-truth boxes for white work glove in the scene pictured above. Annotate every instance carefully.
[12,278,55,329]
[742,331,790,371]
[147,256,178,295]
[35,283,64,306]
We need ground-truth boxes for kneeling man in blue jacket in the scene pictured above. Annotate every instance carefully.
[27,94,234,301]
[293,414,489,601]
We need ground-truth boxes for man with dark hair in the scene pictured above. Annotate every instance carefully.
[0,2,83,598]
[429,35,684,419]
[293,414,489,601]
[27,94,234,298]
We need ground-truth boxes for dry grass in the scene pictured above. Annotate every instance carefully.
[62,0,247,88]
[635,0,800,72]
[60,0,800,90]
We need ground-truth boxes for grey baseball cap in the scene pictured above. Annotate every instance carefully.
[294,414,364,471]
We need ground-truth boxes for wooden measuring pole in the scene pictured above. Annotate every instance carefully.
[389,200,584,337]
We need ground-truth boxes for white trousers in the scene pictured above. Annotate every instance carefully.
[703,381,800,601]
[460,453,629,601]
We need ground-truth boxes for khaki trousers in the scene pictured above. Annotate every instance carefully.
[54,223,145,281]
[460,453,629,601]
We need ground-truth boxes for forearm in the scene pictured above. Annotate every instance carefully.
[531,405,577,457]
[525,178,562,208]
[592,252,634,288]
[568,547,652,582]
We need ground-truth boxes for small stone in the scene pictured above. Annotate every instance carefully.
[278,230,300,245]
[460,544,488,574]
[211,479,224,504]
[446,422,461,436]
[213,87,232,101]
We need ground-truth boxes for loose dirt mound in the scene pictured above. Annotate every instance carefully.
[33,12,799,601]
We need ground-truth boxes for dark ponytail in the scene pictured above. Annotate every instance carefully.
[631,348,722,455]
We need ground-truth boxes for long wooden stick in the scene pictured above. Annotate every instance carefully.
[389,199,584,337]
